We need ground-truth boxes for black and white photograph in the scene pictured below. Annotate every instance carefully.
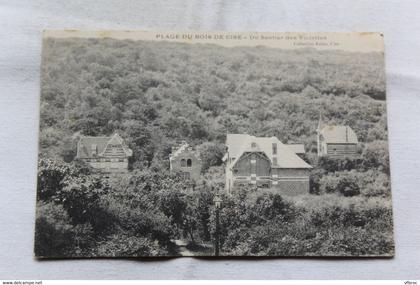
[34,31,394,258]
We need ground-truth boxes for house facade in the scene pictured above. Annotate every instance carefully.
[169,141,202,181]
[317,125,358,158]
[223,134,312,195]
[76,133,132,173]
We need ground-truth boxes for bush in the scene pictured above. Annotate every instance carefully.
[198,142,226,173]
[94,233,169,257]
[35,202,94,257]
[309,168,326,194]
[319,170,360,196]
[317,156,363,173]
[361,140,390,173]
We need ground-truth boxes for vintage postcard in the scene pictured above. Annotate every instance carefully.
[35,31,393,257]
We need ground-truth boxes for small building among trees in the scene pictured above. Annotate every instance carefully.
[169,141,202,181]
[76,133,132,173]
[223,134,312,195]
[317,124,358,158]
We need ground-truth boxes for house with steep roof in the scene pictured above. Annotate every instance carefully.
[317,124,358,158]
[170,141,202,181]
[223,134,312,195]
[76,133,132,173]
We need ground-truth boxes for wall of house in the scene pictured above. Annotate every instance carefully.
[274,180,309,195]
[170,152,202,181]
[228,154,310,195]
[271,168,310,195]
[326,143,357,157]
[230,168,310,195]
[83,158,129,173]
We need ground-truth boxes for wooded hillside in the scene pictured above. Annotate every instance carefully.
[35,38,393,257]
[39,38,388,169]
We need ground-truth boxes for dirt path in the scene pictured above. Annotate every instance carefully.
[173,239,195,256]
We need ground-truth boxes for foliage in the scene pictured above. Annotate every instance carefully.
[216,191,393,256]
[35,202,94,257]
[35,37,392,257]
[198,142,225,173]
[361,140,390,173]
[319,170,360,197]
[40,38,387,164]
[93,233,168,257]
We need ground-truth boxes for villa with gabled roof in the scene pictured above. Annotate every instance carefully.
[76,133,132,173]
[223,134,312,195]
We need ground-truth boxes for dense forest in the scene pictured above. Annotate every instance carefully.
[35,38,393,257]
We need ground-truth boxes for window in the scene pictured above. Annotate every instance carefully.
[272,157,278,166]
[181,172,190,180]
[272,143,277,155]
[187,159,192,167]
[180,159,186,167]
[251,142,257,148]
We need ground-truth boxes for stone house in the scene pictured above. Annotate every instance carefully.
[169,141,202,181]
[223,134,312,195]
[76,133,132,173]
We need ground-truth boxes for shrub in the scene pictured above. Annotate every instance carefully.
[361,140,390,173]
[319,171,360,196]
[94,233,169,257]
[35,202,94,257]
[317,156,363,173]
[198,142,226,173]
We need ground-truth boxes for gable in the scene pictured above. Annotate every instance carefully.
[233,152,271,176]
[227,134,312,169]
